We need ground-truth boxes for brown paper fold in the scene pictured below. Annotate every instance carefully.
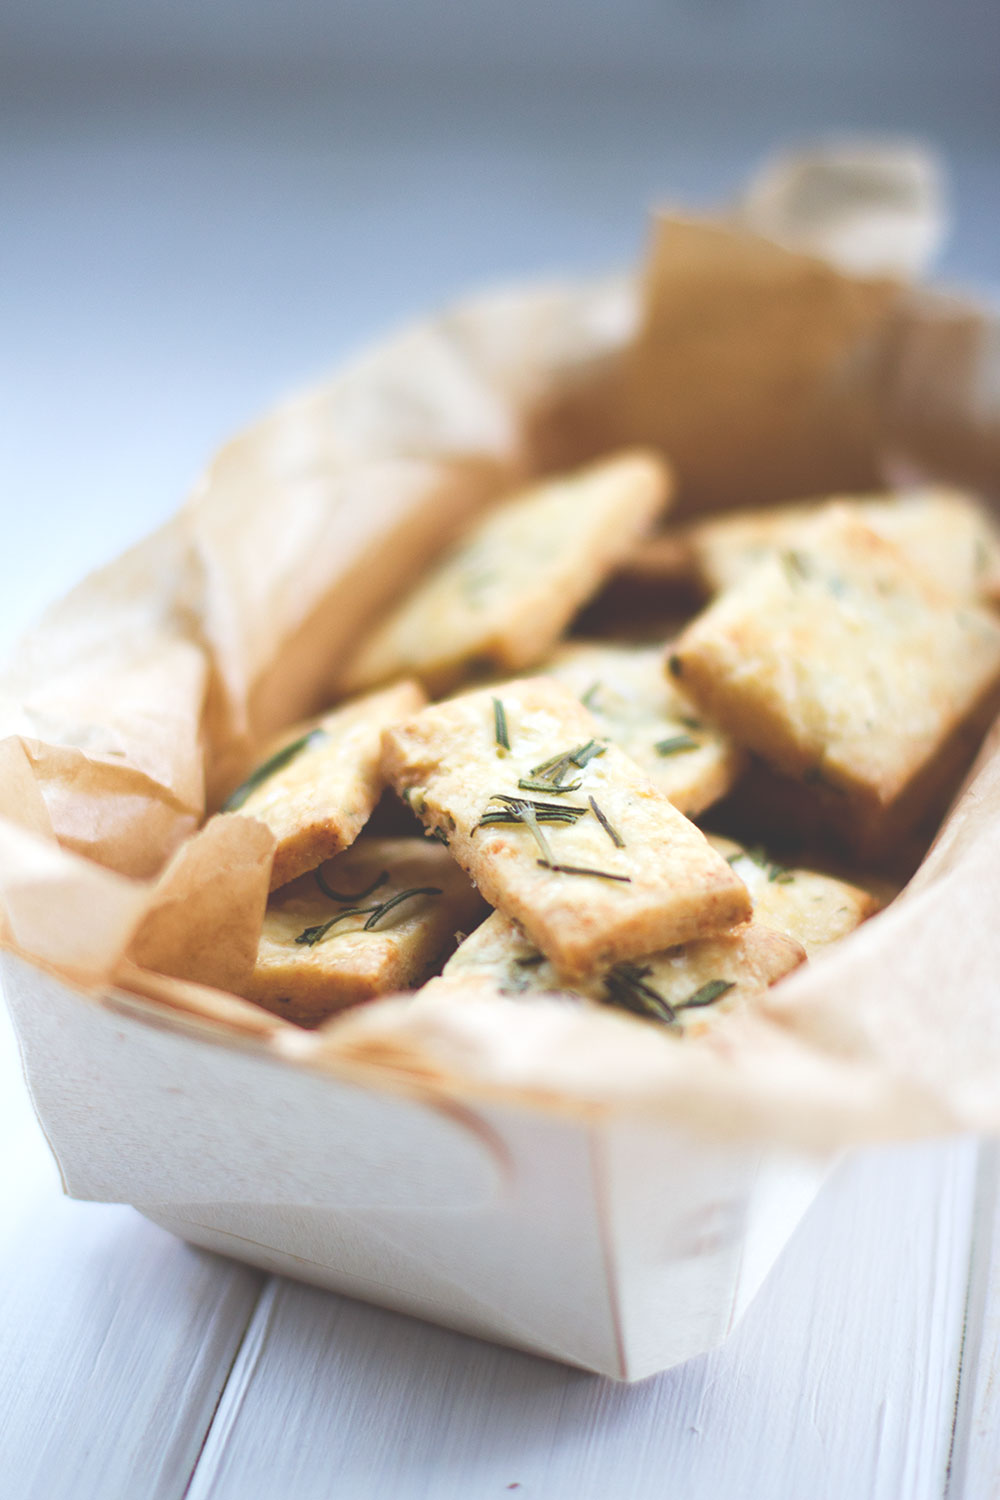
[4,143,1000,1148]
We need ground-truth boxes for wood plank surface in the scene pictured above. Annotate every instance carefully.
[0,1011,266,1500]
[949,1140,1000,1500]
[184,1139,977,1500]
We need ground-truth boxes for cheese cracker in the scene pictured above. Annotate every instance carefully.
[339,448,672,695]
[222,680,426,889]
[246,837,485,1023]
[381,677,750,977]
[691,488,1000,601]
[671,508,1000,849]
[433,908,805,1035]
[542,640,744,816]
[708,836,882,957]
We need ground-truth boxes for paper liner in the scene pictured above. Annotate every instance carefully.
[3,142,1000,1149]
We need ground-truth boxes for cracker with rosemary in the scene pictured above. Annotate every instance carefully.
[690,487,1000,602]
[671,508,1000,852]
[541,640,744,816]
[430,908,805,1035]
[381,677,750,977]
[708,836,883,957]
[222,680,426,889]
[246,837,486,1023]
[338,448,672,696]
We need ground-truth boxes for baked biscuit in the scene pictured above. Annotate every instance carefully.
[433,908,805,1035]
[246,837,485,1023]
[542,640,744,816]
[708,835,882,957]
[690,488,1000,601]
[222,680,426,889]
[381,677,750,977]
[671,508,1000,851]
[338,448,672,696]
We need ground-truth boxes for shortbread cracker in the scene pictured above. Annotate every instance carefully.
[246,838,485,1023]
[542,640,744,816]
[691,488,1000,601]
[671,508,1000,849]
[339,448,672,696]
[708,835,881,956]
[381,677,750,976]
[433,908,804,1035]
[222,680,426,889]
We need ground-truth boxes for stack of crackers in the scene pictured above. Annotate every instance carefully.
[223,448,1000,1035]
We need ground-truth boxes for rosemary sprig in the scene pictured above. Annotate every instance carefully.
[603,964,677,1024]
[295,886,442,946]
[588,795,625,848]
[517,776,583,794]
[538,861,631,882]
[655,733,700,756]
[602,967,734,1025]
[476,793,588,827]
[526,739,607,791]
[492,697,511,753]
[315,867,389,904]
[221,727,328,812]
[677,978,735,1009]
[363,886,443,930]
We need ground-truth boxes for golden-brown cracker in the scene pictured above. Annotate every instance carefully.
[672,508,1000,848]
[381,677,750,977]
[691,487,1000,601]
[223,680,426,889]
[541,640,744,816]
[246,837,485,1024]
[338,448,672,696]
[433,907,804,1035]
[707,835,881,957]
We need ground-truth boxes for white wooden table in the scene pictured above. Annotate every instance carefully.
[2,75,999,1500]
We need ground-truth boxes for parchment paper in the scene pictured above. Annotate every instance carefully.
[3,142,999,1147]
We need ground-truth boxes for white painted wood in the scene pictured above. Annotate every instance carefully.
[0,1008,266,1500]
[185,1139,975,1500]
[948,1140,1000,1500]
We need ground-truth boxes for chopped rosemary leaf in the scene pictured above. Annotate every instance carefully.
[294,885,442,946]
[676,978,734,1010]
[580,681,603,709]
[679,715,703,731]
[478,809,581,827]
[295,906,376,946]
[429,827,450,846]
[315,868,389,904]
[517,776,583,795]
[363,886,442,930]
[514,952,546,968]
[528,739,607,783]
[221,727,328,812]
[603,963,677,1025]
[492,697,511,753]
[781,548,812,584]
[655,733,699,756]
[767,862,794,884]
[588,795,625,849]
[537,861,631,882]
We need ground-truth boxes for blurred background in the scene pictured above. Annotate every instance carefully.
[2,0,998,644]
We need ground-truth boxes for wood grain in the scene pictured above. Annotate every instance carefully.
[948,1140,1000,1500]
[184,1139,977,1500]
[0,1010,265,1500]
